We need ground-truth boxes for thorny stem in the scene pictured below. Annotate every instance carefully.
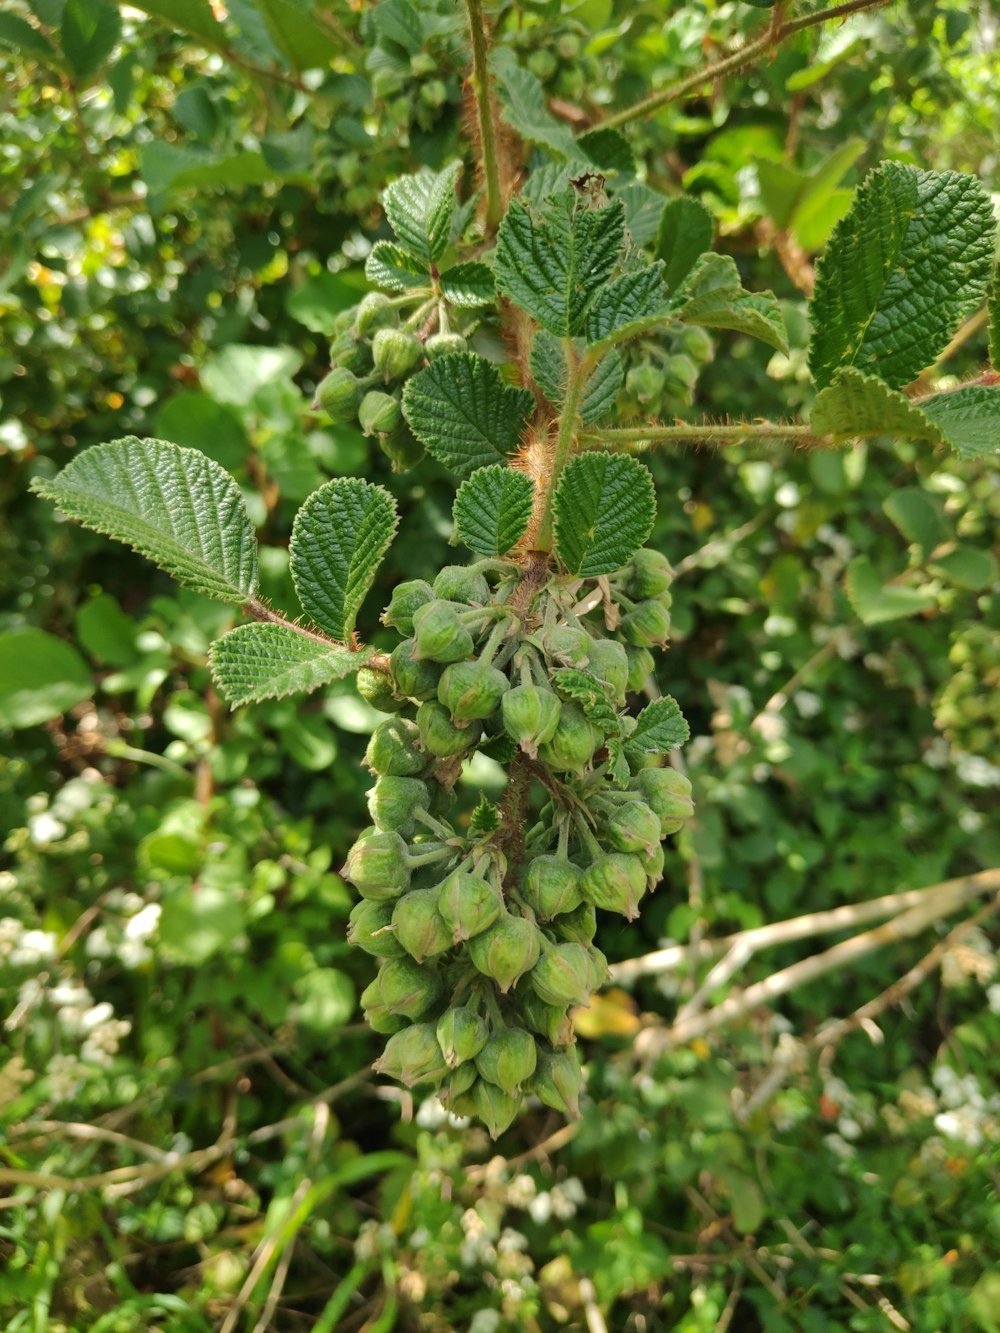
[596,0,892,132]
[463,0,503,232]
[497,750,533,887]
[579,423,829,449]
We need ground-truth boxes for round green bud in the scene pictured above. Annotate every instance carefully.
[530,942,592,1008]
[627,548,674,600]
[438,660,509,723]
[442,1060,478,1103]
[343,829,411,900]
[584,944,609,991]
[382,580,434,635]
[380,422,425,471]
[621,599,672,648]
[638,840,665,887]
[364,717,426,777]
[409,50,436,76]
[538,702,599,775]
[433,565,491,606]
[672,325,714,366]
[357,665,404,714]
[475,1028,537,1095]
[367,775,430,839]
[425,332,468,360]
[522,855,583,920]
[436,1005,490,1068]
[661,353,698,398]
[359,389,401,436]
[473,1080,520,1139]
[390,638,443,701]
[552,901,597,944]
[362,956,442,1021]
[635,767,694,835]
[354,292,400,337]
[333,309,355,335]
[328,330,371,375]
[624,646,655,693]
[519,991,574,1047]
[372,327,424,380]
[436,870,503,943]
[468,912,541,993]
[625,363,664,406]
[312,366,362,421]
[531,1048,583,1118]
[544,625,591,666]
[587,637,629,705]
[373,1022,448,1088]
[581,853,646,920]
[527,48,557,80]
[416,699,482,758]
[413,599,475,664]
[347,898,406,958]
[502,684,562,758]
[605,798,662,855]
[391,885,453,962]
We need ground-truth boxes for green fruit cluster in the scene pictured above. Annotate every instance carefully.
[620,323,714,419]
[934,611,1000,757]
[346,548,693,1136]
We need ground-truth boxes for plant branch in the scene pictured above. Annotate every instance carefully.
[579,422,826,450]
[596,0,893,132]
[463,0,503,232]
[535,343,588,549]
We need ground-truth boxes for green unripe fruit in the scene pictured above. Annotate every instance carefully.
[625,646,655,693]
[390,638,443,701]
[468,912,541,992]
[436,1006,489,1068]
[520,991,575,1047]
[413,600,475,663]
[312,366,362,421]
[581,853,646,920]
[625,363,664,406]
[531,942,592,1008]
[606,798,662,855]
[502,684,562,757]
[354,292,400,337]
[438,660,509,722]
[436,870,503,942]
[333,309,355,335]
[416,700,482,758]
[638,840,665,886]
[476,1027,537,1094]
[538,702,599,775]
[362,956,442,1021]
[374,1022,448,1087]
[357,665,404,714]
[359,390,401,436]
[433,565,491,605]
[444,1061,479,1101]
[552,900,597,944]
[635,767,695,835]
[474,1080,520,1139]
[343,830,411,900]
[364,717,426,777]
[621,599,672,648]
[365,1004,407,1035]
[380,423,425,471]
[328,330,371,375]
[532,1048,584,1118]
[527,48,557,80]
[545,625,591,666]
[587,637,629,704]
[372,327,424,379]
[425,332,468,360]
[522,855,583,919]
[584,944,609,991]
[409,50,436,76]
[628,548,674,599]
[420,78,447,108]
[660,353,698,398]
[367,776,430,838]
[383,580,434,635]
[391,885,453,962]
[347,898,405,958]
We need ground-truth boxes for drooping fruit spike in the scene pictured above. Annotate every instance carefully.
[475,1027,538,1094]
[364,717,426,777]
[468,912,541,992]
[436,1006,490,1068]
[436,870,503,942]
[374,1022,449,1087]
[343,830,411,901]
[581,853,647,920]
[391,885,453,962]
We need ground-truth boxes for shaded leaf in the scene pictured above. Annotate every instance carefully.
[209,623,376,706]
[491,48,577,159]
[554,452,656,576]
[530,332,623,424]
[61,0,120,80]
[403,353,534,477]
[453,465,535,557]
[585,263,668,344]
[810,367,937,440]
[882,489,946,560]
[675,254,788,353]
[919,386,1000,462]
[657,196,714,292]
[845,557,936,624]
[0,628,93,730]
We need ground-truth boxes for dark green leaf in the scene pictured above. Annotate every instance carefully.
[657,197,715,292]
[453,465,535,557]
[626,697,689,755]
[60,0,120,79]
[0,628,93,730]
[439,262,495,307]
[553,452,656,577]
[209,623,376,706]
[402,353,534,477]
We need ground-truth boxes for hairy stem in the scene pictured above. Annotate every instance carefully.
[579,422,826,449]
[535,343,588,550]
[463,0,503,232]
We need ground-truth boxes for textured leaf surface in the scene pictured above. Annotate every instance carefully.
[553,452,656,577]
[552,668,621,738]
[530,333,623,424]
[625,696,689,755]
[675,254,788,353]
[290,479,398,642]
[495,193,625,336]
[919,386,1000,462]
[810,368,937,440]
[209,624,374,706]
[808,162,996,389]
[453,465,535,557]
[845,558,936,625]
[382,164,460,266]
[585,263,668,344]
[991,265,1000,370]
[657,197,714,292]
[402,354,534,477]
[491,48,577,159]
[364,241,429,292]
[32,437,258,604]
[0,628,93,730]
[439,262,495,307]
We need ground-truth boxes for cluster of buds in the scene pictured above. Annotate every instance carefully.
[344,546,693,1136]
[620,323,714,420]
[311,293,469,471]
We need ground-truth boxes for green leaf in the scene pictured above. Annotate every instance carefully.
[551,667,621,739]
[402,353,534,478]
[674,254,788,353]
[584,263,668,344]
[810,367,939,440]
[845,557,936,625]
[286,270,367,335]
[470,796,501,835]
[578,128,635,177]
[76,594,139,667]
[495,192,625,337]
[290,479,398,641]
[553,452,656,577]
[126,0,227,46]
[808,162,996,390]
[625,697,690,756]
[439,262,495,308]
[453,465,535,557]
[0,628,93,730]
[656,197,714,292]
[252,0,339,71]
[141,142,288,195]
[491,48,577,160]
[294,968,355,1032]
[60,0,120,79]
[32,437,259,605]
[199,344,301,407]
[530,332,623,424]
[382,164,460,267]
[882,489,946,559]
[919,386,1000,462]
[154,393,250,473]
[364,241,430,292]
[209,623,376,706]
[930,546,998,590]
[160,883,246,966]
[0,13,55,57]
[990,263,1000,370]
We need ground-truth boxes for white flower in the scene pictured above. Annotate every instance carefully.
[28,812,67,846]
[10,929,58,966]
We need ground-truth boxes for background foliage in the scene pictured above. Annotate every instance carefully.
[1,0,999,1328]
